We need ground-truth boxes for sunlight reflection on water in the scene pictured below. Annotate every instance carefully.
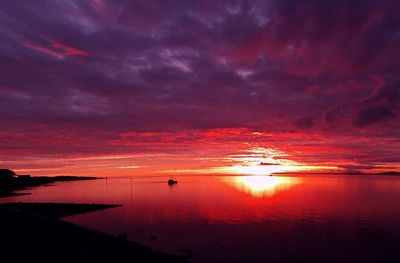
[226,175,301,198]
[3,175,400,263]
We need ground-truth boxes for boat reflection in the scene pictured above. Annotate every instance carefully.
[227,175,301,198]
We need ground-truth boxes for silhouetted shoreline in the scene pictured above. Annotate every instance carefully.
[0,202,183,263]
[0,175,185,262]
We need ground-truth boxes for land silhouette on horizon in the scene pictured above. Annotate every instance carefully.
[0,168,99,197]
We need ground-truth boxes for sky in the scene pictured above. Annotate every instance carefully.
[0,0,399,176]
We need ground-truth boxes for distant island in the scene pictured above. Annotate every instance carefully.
[277,170,400,176]
[372,171,400,176]
[338,171,400,176]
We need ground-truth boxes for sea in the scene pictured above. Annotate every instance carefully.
[2,174,400,262]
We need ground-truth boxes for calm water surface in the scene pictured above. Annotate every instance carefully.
[3,175,400,262]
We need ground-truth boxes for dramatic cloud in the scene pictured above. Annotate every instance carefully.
[0,0,399,175]
[354,105,395,127]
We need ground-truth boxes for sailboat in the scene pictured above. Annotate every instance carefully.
[167,178,178,185]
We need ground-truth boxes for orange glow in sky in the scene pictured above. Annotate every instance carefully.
[1,1,399,179]
[3,128,396,177]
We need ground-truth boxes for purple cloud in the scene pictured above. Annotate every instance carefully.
[0,0,399,174]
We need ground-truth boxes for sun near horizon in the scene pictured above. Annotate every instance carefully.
[0,0,399,178]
